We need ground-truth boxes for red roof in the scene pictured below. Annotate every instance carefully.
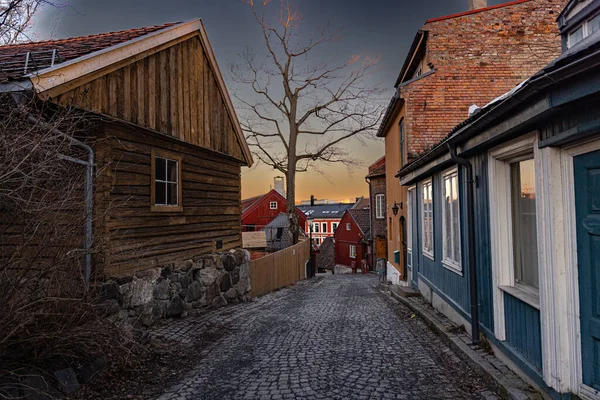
[426,0,532,23]
[0,22,178,82]
[367,156,385,177]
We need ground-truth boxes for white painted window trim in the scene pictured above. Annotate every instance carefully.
[269,201,278,210]
[350,245,356,259]
[421,178,434,260]
[375,194,385,219]
[346,222,351,231]
[322,222,328,233]
[441,168,462,275]
[332,223,338,232]
[568,12,600,48]
[407,186,415,269]
[313,222,320,233]
[488,133,539,341]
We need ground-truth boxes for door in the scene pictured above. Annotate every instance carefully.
[575,149,600,391]
[376,237,387,259]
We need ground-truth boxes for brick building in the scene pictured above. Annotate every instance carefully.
[366,156,387,269]
[377,0,567,285]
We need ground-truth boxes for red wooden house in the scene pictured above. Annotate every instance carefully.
[241,189,307,232]
[334,209,370,268]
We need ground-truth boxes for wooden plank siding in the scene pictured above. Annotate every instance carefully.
[53,36,245,163]
[96,123,242,276]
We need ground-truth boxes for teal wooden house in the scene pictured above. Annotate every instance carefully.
[398,0,600,398]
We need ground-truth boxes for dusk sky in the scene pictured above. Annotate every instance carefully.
[33,0,508,203]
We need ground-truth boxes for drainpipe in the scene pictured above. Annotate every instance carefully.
[26,114,95,292]
[448,143,479,345]
[365,176,373,270]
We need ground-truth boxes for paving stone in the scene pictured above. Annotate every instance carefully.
[155,275,498,399]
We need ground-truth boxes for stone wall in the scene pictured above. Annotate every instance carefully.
[100,248,251,326]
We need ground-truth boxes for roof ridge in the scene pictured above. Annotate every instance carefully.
[425,0,532,24]
[0,21,182,49]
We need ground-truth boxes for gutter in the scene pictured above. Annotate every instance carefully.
[448,144,479,345]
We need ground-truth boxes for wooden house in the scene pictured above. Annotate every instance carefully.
[241,187,307,232]
[334,209,370,268]
[297,203,353,247]
[398,0,600,396]
[0,20,253,276]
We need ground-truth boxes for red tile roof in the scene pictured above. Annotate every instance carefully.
[425,0,532,23]
[367,156,385,177]
[0,22,179,82]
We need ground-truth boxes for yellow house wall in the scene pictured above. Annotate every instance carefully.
[383,104,407,281]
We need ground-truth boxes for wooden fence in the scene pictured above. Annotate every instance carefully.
[249,239,310,297]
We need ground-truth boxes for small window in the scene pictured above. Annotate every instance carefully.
[151,150,182,212]
[322,222,327,233]
[422,179,434,258]
[350,245,356,259]
[375,194,385,219]
[270,201,278,210]
[511,158,539,289]
[569,25,584,48]
[346,222,351,231]
[442,169,461,272]
[589,13,600,35]
[332,223,338,232]
[315,237,320,245]
[313,222,320,233]
[399,119,405,167]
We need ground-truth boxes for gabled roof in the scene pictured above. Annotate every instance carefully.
[297,203,353,219]
[349,209,371,237]
[0,22,177,82]
[351,197,370,210]
[241,189,307,219]
[0,19,253,166]
[367,156,385,178]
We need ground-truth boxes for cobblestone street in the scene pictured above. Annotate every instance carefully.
[155,274,498,400]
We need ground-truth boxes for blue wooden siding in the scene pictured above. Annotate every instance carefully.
[503,292,543,372]
[417,171,470,316]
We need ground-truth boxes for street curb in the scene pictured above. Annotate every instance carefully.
[380,283,543,400]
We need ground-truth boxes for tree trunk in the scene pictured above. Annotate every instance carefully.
[286,154,299,244]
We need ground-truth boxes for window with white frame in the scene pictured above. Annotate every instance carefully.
[375,194,385,219]
[332,222,338,232]
[442,169,461,272]
[322,222,327,233]
[350,245,356,258]
[269,201,278,209]
[568,13,600,48]
[407,187,414,269]
[313,222,320,233]
[346,222,351,231]
[488,134,540,314]
[421,179,434,258]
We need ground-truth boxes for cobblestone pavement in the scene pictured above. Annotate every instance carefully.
[156,274,498,400]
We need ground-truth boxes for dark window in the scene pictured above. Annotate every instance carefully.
[155,156,179,206]
[399,119,405,167]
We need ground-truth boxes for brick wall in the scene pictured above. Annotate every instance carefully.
[401,0,567,160]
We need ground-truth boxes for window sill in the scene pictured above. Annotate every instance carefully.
[442,260,463,276]
[151,205,184,213]
[499,285,540,310]
[423,251,434,261]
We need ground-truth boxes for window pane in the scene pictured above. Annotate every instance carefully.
[511,159,539,289]
[167,159,178,182]
[452,176,460,263]
[444,177,452,258]
[167,182,178,205]
[155,157,166,181]
[155,181,166,205]
[569,25,584,47]
[590,14,600,35]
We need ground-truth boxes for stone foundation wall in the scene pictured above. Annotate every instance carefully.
[100,248,251,326]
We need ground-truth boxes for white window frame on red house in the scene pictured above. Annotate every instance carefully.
[322,222,327,233]
[313,222,320,233]
[332,222,338,232]
[269,201,278,210]
[346,222,351,231]
[350,245,356,259]
[375,194,385,219]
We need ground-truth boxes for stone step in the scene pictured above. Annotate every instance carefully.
[390,285,422,298]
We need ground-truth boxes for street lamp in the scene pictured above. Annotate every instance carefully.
[392,202,400,216]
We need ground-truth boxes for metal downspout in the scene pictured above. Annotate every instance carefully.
[448,144,480,345]
[26,115,95,292]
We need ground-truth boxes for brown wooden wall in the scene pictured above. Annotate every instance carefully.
[54,35,245,163]
[96,123,242,277]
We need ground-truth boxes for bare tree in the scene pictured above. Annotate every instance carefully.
[231,0,385,243]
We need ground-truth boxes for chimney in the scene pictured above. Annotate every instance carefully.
[274,176,285,197]
[310,195,315,206]
[468,0,487,10]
